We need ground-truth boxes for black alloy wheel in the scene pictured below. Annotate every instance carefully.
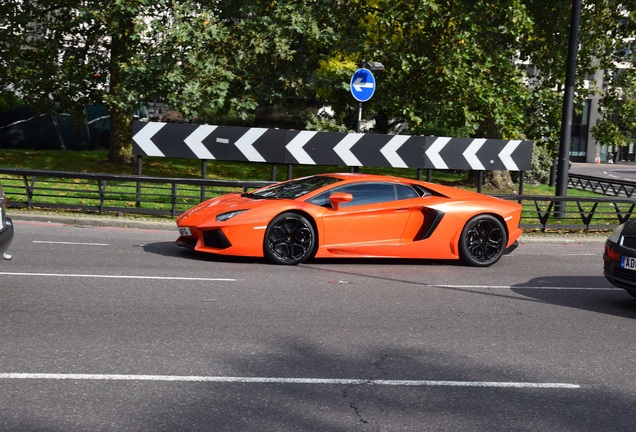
[264,212,316,265]
[459,215,507,267]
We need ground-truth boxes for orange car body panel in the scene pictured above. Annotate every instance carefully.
[175,173,522,261]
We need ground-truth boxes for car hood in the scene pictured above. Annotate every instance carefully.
[177,193,290,226]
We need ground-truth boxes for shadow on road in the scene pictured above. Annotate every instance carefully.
[142,240,264,264]
[512,275,636,318]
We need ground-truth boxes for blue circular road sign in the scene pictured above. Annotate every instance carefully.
[350,68,376,102]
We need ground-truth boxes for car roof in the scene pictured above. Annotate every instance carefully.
[316,173,414,183]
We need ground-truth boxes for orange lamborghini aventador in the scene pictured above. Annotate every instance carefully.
[176,173,522,266]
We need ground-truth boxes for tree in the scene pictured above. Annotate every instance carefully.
[520,0,635,157]
[0,1,235,163]
[0,1,346,162]
[2,0,634,175]
[592,68,636,159]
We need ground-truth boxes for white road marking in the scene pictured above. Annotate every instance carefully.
[0,272,235,282]
[33,241,109,246]
[0,373,580,388]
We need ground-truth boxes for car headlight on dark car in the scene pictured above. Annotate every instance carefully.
[216,210,248,222]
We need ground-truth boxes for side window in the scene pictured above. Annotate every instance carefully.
[308,182,421,208]
[308,191,331,208]
[396,184,420,200]
[340,183,395,206]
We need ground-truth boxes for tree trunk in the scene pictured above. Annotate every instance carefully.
[108,106,134,165]
[107,9,135,165]
[473,117,517,192]
[468,170,516,193]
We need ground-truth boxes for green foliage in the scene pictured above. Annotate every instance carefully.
[0,95,22,112]
[1,0,635,170]
[525,142,555,185]
[593,68,636,150]
[521,0,635,152]
[591,120,630,148]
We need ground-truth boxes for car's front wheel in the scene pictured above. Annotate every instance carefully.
[264,212,316,265]
[459,215,507,267]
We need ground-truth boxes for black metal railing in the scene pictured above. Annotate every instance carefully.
[0,168,271,218]
[0,167,634,231]
[495,194,634,232]
[568,173,636,197]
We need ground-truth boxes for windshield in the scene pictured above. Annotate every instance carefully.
[243,175,342,200]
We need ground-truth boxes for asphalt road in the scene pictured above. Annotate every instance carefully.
[570,161,636,182]
[1,220,635,431]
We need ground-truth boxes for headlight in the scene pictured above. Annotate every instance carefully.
[216,210,248,221]
[608,223,625,244]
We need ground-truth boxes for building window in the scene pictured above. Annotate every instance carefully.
[570,99,590,160]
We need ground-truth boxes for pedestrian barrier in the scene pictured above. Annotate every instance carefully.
[0,168,271,218]
[568,173,635,198]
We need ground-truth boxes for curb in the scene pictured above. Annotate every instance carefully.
[11,212,175,231]
[519,236,606,243]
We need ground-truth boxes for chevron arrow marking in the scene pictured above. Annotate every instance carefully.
[132,122,166,157]
[380,135,409,168]
[334,133,364,166]
[426,137,450,169]
[500,140,521,171]
[184,125,217,159]
[286,131,318,165]
[463,138,486,170]
[234,128,267,162]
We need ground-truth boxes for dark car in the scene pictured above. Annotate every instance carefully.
[603,219,636,297]
[0,182,14,261]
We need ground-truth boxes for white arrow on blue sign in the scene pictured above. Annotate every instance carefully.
[350,68,376,102]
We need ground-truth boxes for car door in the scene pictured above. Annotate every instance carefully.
[315,182,420,247]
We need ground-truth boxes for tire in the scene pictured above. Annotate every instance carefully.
[263,212,316,265]
[459,215,507,267]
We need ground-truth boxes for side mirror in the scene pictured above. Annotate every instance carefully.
[328,192,353,210]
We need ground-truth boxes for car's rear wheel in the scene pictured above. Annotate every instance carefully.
[264,212,316,265]
[459,215,507,267]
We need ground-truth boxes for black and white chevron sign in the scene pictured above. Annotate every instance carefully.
[132,121,532,171]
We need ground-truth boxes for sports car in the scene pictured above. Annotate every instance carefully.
[603,218,636,297]
[176,173,523,266]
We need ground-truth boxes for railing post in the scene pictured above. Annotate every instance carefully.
[171,183,177,218]
[99,180,106,214]
[201,160,207,202]
[22,175,33,209]
[28,176,36,209]
[136,156,142,208]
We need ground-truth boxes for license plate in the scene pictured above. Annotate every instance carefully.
[621,256,636,271]
[178,227,192,236]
